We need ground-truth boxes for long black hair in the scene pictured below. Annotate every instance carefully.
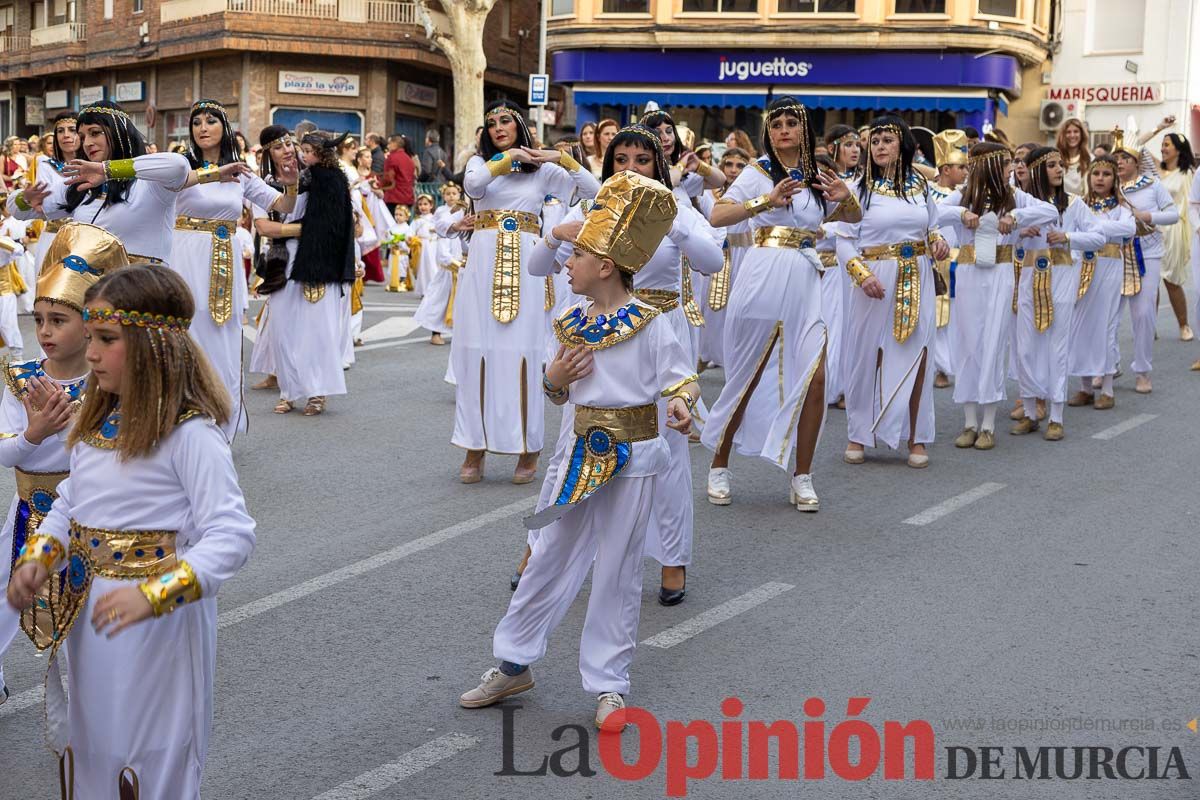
[760,96,824,208]
[600,125,673,190]
[639,110,685,165]
[858,114,922,208]
[1024,146,1069,215]
[63,100,147,212]
[258,124,292,181]
[480,99,537,175]
[826,124,859,174]
[187,99,240,168]
[50,110,78,163]
[1161,133,1196,173]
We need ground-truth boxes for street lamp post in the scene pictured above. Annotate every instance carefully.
[536,0,548,143]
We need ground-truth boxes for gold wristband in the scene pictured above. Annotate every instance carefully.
[743,194,772,217]
[824,193,862,224]
[105,159,136,182]
[557,152,581,173]
[13,192,30,212]
[670,390,697,414]
[196,165,221,184]
[661,375,700,398]
[846,257,875,287]
[283,182,298,197]
[696,161,713,178]
[279,223,302,237]
[14,534,65,573]
[139,560,202,617]
[486,153,514,177]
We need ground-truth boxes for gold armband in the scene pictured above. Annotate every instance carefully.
[195,164,221,184]
[824,193,862,224]
[661,375,700,398]
[486,153,514,177]
[845,257,875,287]
[13,191,30,212]
[557,152,581,173]
[104,159,136,182]
[14,534,65,573]
[279,223,302,237]
[283,182,298,197]
[743,194,772,217]
[696,161,714,178]
[139,561,202,617]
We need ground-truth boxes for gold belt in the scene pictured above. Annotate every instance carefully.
[13,470,70,651]
[726,232,754,248]
[1078,243,1124,299]
[860,240,928,262]
[0,267,13,295]
[573,403,658,443]
[819,252,838,270]
[175,216,236,325]
[1021,250,1073,333]
[1022,249,1074,268]
[15,468,68,508]
[860,240,927,343]
[43,219,66,234]
[474,209,540,323]
[955,244,1014,264]
[709,248,733,311]
[633,288,680,313]
[753,226,821,250]
[1121,242,1141,297]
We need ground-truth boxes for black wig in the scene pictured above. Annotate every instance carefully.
[600,125,673,190]
[187,99,241,168]
[1024,146,1070,215]
[480,99,537,175]
[50,110,79,164]
[257,124,293,181]
[858,114,922,208]
[63,100,147,212]
[639,110,685,165]
[760,96,824,208]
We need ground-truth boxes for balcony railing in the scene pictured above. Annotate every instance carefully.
[0,33,31,52]
[160,0,415,24]
[30,21,86,47]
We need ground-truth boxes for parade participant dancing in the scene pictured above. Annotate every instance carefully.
[1010,147,1107,440]
[6,265,255,799]
[1111,130,1179,394]
[696,147,752,370]
[702,98,859,510]
[926,129,969,390]
[175,100,298,439]
[6,111,80,272]
[837,115,951,468]
[414,182,472,346]
[936,143,1057,451]
[1067,156,1136,409]
[460,172,698,730]
[457,100,598,484]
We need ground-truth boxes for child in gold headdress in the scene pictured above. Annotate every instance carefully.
[460,172,699,731]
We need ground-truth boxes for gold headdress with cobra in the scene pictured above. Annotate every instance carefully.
[574,171,677,275]
[932,129,969,168]
[37,222,130,311]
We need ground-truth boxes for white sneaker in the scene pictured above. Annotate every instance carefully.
[789,473,819,512]
[707,468,732,506]
[459,666,534,708]
[595,692,627,731]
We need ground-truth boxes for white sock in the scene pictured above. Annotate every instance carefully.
[1081,377,1092,393]
[964,402,979,430]
[1022,396,1037,420]
[981,402,998,433]
[1050,402,1064,424]
[1101,374,1114,396]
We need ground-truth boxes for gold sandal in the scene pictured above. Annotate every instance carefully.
[273,399,294,414]
[303,396,326,416]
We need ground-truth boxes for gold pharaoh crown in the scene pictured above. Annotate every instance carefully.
[1111,127,1140,160]
[574,171,677,275]
[932,129,969,168]
[37,222,130,310]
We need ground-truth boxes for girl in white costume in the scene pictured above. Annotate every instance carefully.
[1009,147,1107,440]
[936,142,1058,451]
[695,147,753,370]
[1110,135,1179,394]
[1066,155,1137,409]
[460,171,699,730]
[0,238,24,359]
[414,182,471,345]
[1157,133,1194,340]
[836,116,952,468]
[174,100,298,439]
[5,111,80,276]
[456,100,599,485]
[410,193,438,298]
[6,264,254,799]
[925,129,969,390]
[383,204,413,293]
[702,99,859,511]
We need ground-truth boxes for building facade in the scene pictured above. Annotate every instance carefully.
[1046,0,1199,150]
[546,0,1057,144]
[0,0,541,151]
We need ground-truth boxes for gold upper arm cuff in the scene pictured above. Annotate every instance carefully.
[139,560,203,617]
[661,375,700,398]
[486,154,514,178]
[105,159,136,181]
[557,152,581,173]
[743,194,771,216]
[824,193,862,224]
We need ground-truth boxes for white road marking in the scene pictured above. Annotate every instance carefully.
[1092,413,1158,441]
[242,324,257,343]
[361,316,420,342]
[902,482,1006,526]
[309,733,479,800]
[641,582,795,649]
[355,336,450,353]
[217,495,533,629]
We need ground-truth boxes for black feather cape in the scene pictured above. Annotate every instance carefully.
[290,165,356,285]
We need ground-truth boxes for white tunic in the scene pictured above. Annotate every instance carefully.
[409,213,438,298]
[71,154,192,262]
[1067,202,1136,376]
[413,205,463,335]
[36,414,255,800]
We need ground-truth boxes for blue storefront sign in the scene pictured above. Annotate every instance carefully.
[553,49,1018,130]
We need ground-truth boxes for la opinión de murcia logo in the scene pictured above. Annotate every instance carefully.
[495,698,1193,797]
[718,56,814,82]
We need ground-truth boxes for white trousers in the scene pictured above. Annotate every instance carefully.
[1110,257,1161,375]
[494,477,653,695]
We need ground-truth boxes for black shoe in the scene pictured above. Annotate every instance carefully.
[658,567,686,606]
[510,571,521,592]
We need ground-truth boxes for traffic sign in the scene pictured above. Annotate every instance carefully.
[528,74,549,106]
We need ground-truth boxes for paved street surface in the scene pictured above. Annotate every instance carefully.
[1,285,1198,799]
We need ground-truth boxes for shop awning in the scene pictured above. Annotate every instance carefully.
[573,87,1005,115]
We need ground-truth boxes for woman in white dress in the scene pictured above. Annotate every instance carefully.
[5,111,81,272]
[1067,156,1136,409]
[835,116,951,468]
[695,147,753,370]
[1056,118,1091,198]
[6,264,255,799]
[702,98,859,511]
[935,143,1058,451]
[174,100,298,439]
[1157,133,1194,340]
[456,100,599,485]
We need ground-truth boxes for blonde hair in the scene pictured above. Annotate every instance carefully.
[71,265,231,460]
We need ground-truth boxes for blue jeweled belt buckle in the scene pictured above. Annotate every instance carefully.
[1016,247,1026,261]
[584,426,614,458]
[1036,256,1050,271]
[215,224,230,240]
[800,238,814,249]
[30,489,54,515]
[899,244,915,259]
[1083,251,1095,260]
[500,215,519,233]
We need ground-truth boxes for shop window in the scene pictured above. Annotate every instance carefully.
[133,0,143,12]
[978,0,1017,15]
[602,0,649,12]
[31,0,43,28]
[550,0,573,14]
[1087,0,1144,53]
[778,0,854,11]
[893,0,944,12]
[681,0,758,11]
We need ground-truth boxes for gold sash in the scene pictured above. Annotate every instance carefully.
[14,469,69,651]
[861,240,928,344]
[474,209,540,323]
[708,247,732,311]
[444,258,464,327]
[681,257,705,327]
[573,403,659,442]
[544,276,555,312]
[953,244,1014,265]
[1077,243,1123,299]
[175,216,236,325]
[1021,249,1073,333]
[725,231,754,248]
[1121,242,1141,297]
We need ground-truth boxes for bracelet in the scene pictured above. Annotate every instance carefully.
[196,165,221,184]
[845,257,875,287]
[670,391,697,414]
[542,374,567,400]
[283,182,299,197]
[14,534,65,573]
[696,161,714,178]
[104,159,136,182]
[557,152,581,173]
[743,194,772,217]
[139,561,203,617]
[279,223,302,237]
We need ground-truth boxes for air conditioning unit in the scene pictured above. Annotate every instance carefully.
[1039,99,1086,132]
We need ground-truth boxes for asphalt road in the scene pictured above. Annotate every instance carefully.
[1,285,1197,799]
